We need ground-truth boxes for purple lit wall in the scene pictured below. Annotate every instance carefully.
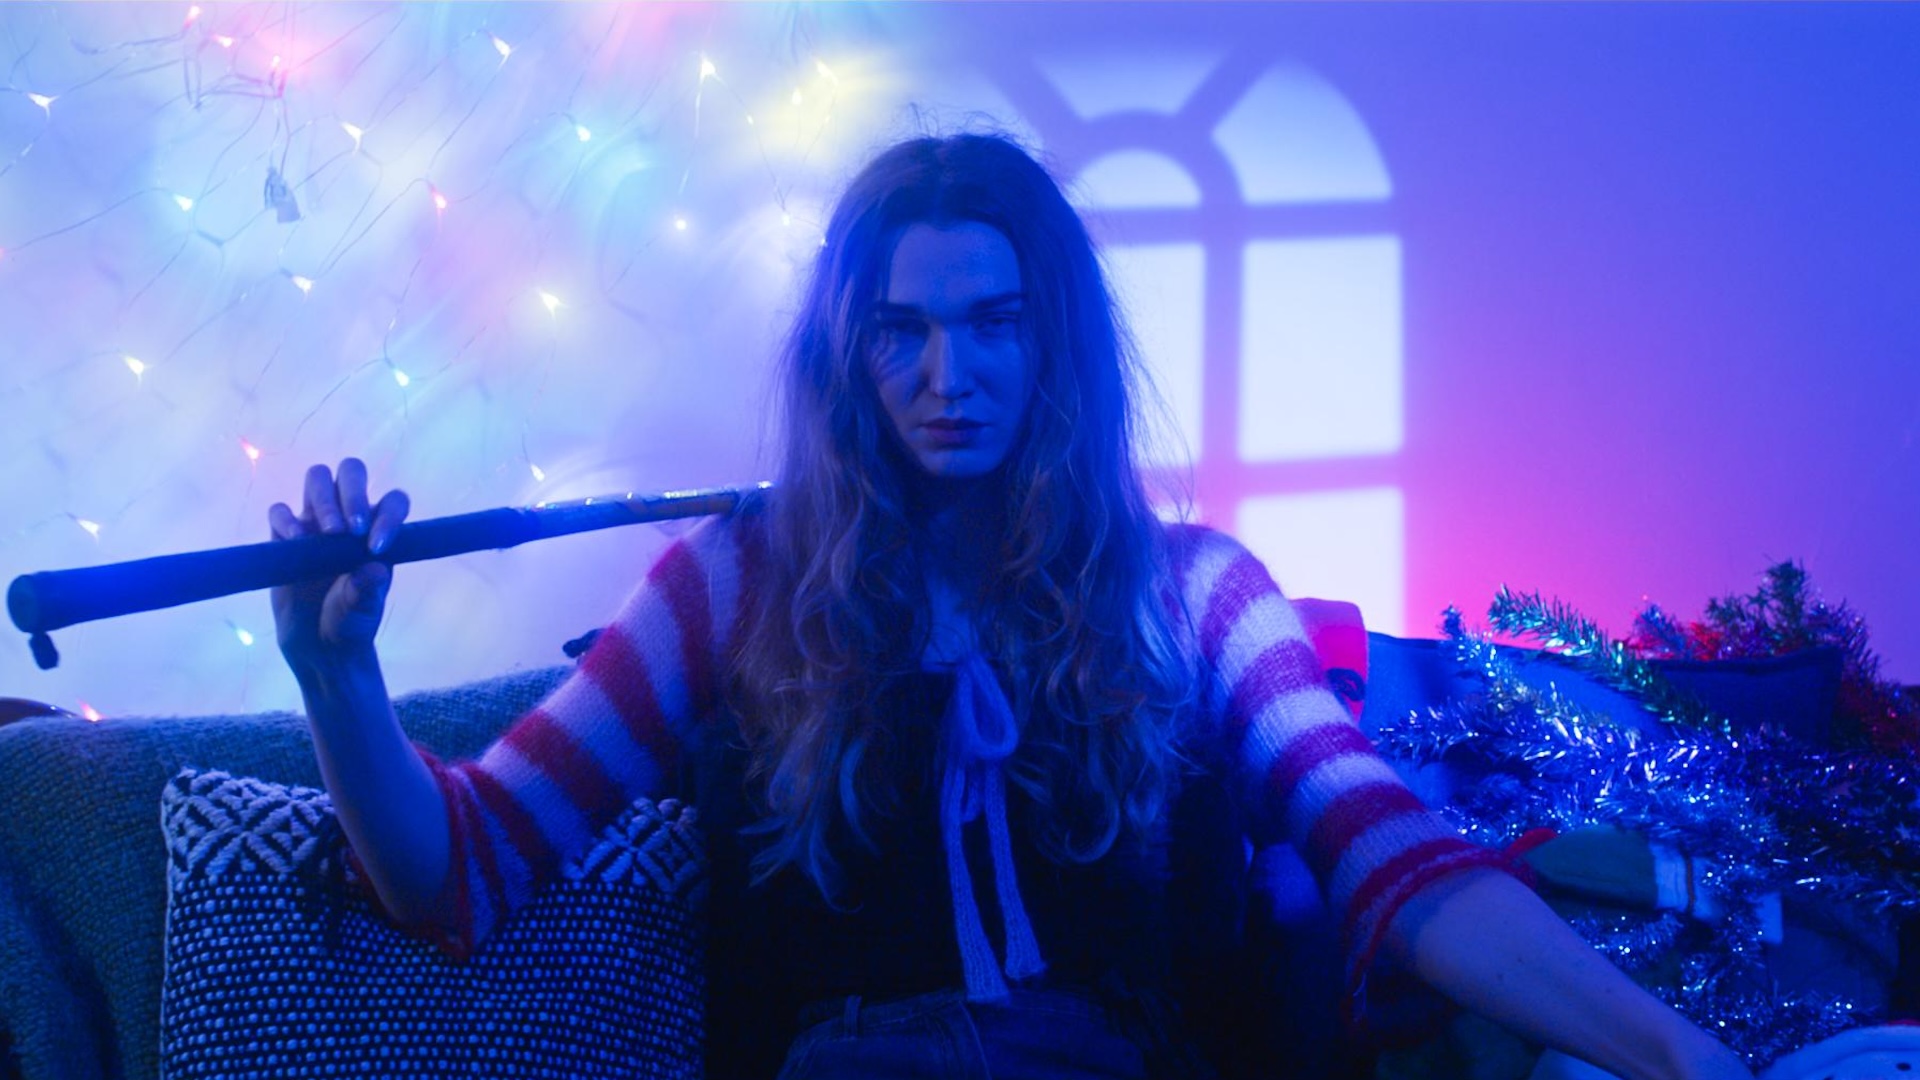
[3,3,1914,720]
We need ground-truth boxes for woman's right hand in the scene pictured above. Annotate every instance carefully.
[268,460,447,931]
[268,458,410,679]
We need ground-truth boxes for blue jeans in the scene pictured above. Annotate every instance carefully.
[775,988,1150,1080]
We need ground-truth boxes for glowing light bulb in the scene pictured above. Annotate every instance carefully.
[26,92,54,112]
[240,438,262,462]
[174,194,194,212]
[341,121,364,148]
[745,114,755,126]
[233,626,255,647]
[124,355,147,380]
[185,5,202,25]
[815,59,838,83]
[79,702,103,723]
[270,55,282,68]
[392,368,411,387]
[575,124,592,142]
[538,290,563,314]
[781,212,792,227]
[214,34,234,48]
[791,88,804,106]
[491,33,512,60]
[290,275,313,295]
[529,463,546,482]
[430,185,448,212]
[76,518,102,539]
[674,216,688,232]
[699,56,717,81]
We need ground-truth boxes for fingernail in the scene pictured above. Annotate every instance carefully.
[350,513,368,535]
[369,531,388,555]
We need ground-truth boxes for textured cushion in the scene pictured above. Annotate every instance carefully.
[1656,648,1843,745]
[1289,598,1369,720]
[1361,634,1843,741]
[158,767,704,1080]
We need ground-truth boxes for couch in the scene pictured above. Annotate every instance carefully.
[0,631,1900,1080]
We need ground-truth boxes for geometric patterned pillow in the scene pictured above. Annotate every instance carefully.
[159,768,705,1080]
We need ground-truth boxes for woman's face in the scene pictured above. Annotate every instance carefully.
[865,221,1034,481]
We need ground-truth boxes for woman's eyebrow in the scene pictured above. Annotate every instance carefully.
[969,292,1025,313]
[868,292,1026,318]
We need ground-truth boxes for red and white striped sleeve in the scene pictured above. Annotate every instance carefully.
[1167,524,1519,1006]
[411,512,752,958]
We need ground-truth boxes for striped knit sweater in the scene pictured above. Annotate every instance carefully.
[403,509,1512,1009]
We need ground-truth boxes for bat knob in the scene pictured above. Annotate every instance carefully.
[28,633,58,670]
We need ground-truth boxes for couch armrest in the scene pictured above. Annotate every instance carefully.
[0,861,114,1080]
[0,664,569,1080]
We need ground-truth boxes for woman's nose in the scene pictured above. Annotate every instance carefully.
[923,326,971,399]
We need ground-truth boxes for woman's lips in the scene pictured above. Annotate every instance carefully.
[922,418,983,446]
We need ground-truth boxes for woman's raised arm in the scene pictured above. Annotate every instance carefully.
[269,459,451,930]
[272,459,752,956]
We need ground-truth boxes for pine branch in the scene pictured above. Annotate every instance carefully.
[1488,586,1729,735]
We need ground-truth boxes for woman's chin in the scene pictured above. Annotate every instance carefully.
[911,447,1003,481]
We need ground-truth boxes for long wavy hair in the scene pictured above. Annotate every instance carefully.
[729,133,1197,898]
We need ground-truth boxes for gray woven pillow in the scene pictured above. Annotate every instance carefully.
[159,768,705,1079]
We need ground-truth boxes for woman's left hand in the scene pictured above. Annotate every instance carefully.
[1668,1041,1755,1080]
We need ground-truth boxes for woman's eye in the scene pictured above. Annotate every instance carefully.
[974,314,1019,337]
[874,318,926,342]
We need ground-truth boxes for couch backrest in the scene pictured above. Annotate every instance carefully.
[0,665,569,1080]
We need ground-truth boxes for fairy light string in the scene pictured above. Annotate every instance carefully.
[0,3,861,714]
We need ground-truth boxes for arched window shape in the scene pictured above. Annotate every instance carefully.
[1010,55,1408,632]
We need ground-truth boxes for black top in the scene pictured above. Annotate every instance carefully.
[692,671,1251,1079]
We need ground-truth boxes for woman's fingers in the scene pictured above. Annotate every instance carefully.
[304,463,347,534]
[276,459,400,657]
[267,502,306,541]
[337,457,372,536]
[368,488,411,555]
[351,560,391,608]
[287,460,402,554]
[322,560,392,645]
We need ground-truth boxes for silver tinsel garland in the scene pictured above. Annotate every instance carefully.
[1370,607,1917,1066]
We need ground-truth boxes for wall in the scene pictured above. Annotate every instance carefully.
[1,2,1912,719]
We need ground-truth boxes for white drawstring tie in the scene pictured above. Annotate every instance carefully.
[939,652,1046,1001]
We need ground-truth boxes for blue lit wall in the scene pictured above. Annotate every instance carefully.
[2,3,1913,718]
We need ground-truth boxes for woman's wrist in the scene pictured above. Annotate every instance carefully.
[1605,986,1750,1080]
[1658,1031,1752,1080]
[288,642,385,702]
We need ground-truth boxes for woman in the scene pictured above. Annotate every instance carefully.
[272,134,1752,1079]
